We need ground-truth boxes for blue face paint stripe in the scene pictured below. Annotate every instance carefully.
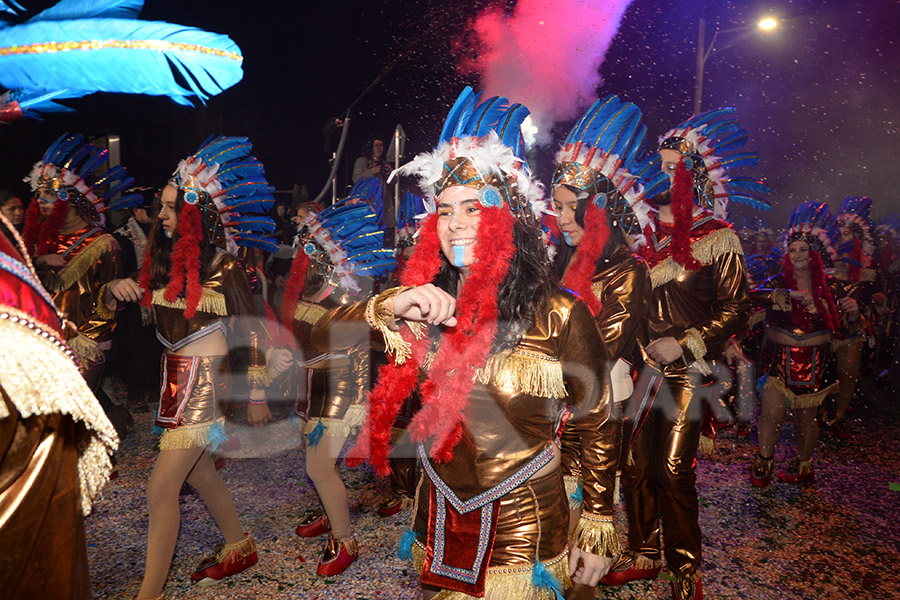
[562,232,573,246]
[452,245,466,267]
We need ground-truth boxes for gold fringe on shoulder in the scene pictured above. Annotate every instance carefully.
[476,350,568,398]
[649,228,744,289]
[294,301,328,325]
[0,308,117,515]
[301,404,367,439]
[411,541,571,600]
[152,287,227,316]
[44,234,116,293]
[158,418,225,450]
[571,511,619,557]
[764,376,837,409]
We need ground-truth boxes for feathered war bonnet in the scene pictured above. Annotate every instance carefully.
[280,179,397,327]
[23,132,141,253]
[783,201,839,267]
[139,135,277,319]
[551,95,664,315]
[347,86,544,473]
[836,196,875,263]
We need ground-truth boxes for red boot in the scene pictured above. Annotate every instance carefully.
[316,535,358,576]
[778,458,814,484]
[376,493,411,517]
[190,534,258,587]
[599,552,661,586]
[749,453,774,488]
[295,511,331,537]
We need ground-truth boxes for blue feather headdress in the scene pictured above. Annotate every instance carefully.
[297,183,396,295]
[659,107,771,219]
[390,86,543,223]
[0,0,243,121]
[171,135,276,255]
[23,132,141,227]
[836,196,874,256]
[783,201,838,266]
[552,95,665,247]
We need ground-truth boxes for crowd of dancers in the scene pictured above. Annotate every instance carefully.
[2,86,896,600]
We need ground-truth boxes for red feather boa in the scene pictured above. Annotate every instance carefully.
[281,250,310,329]
[30,197,70,256]
[348,208,517,471]
[561,201,608,316]
[161,203,204,319]
[22,199,42,254]
[783,251,840,332]
[671,160,702,270]
[847,238,863,283]
[138,241,154,308]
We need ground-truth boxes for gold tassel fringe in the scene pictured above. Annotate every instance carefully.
[158,418,224,450]
[613,472,621,506]
[0,310,117,515]
[68,332,105,365]
[152,287,227,316]
[563,475,582,510]
[635,554,663,570]
[698,435,715,455]
[246,365,274,389]
[94,281,117,320]
[294,301,328,325]
[218,534,257,564]
[44,234,116,293]
[476,350,568,398]
[649,228,744,289]
[764,377,837,409]
[571,512,619,557]
[301,404,367,439]
[412,542,571,600]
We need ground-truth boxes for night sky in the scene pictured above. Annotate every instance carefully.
[2,0,899,227]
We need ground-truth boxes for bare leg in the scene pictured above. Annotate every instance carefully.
[305,435,352,540]
[185,450,245,543]
[795,407,820,462]
[137,446,204,599]
[757,385,788,458]
[834,340,863,421]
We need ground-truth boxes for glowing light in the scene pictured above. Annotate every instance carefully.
[758,17,778,31]
[521,115,538,150]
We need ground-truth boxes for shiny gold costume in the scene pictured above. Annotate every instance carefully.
[625,212,750,578]
[0,231,117,599]
[151,253,267,449]
[36,226,119,386]
[315,288,619,598]
[289,297,369,439]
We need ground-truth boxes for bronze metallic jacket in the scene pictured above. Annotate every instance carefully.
[591,245,652,365]
[312,287,620,555]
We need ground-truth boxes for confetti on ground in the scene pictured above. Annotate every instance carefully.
[87,375,900,599]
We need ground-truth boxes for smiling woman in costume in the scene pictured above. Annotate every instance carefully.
[306,88,619,599]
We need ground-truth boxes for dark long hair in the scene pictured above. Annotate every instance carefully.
[551,192,628,279]
[145,187,219,290]
[363,138,385,161]
[433,218,554,351]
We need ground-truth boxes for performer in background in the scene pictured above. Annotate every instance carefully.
[353,138,396,236]
[0,213,117,600]
[317,88,620,599]
[107,136,278,599]
[607,108,763,600]
[271,183,395,576]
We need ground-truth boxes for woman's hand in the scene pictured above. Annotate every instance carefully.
[790,289,814,305]
[269,348,294,374]
[107,278,144,304]
[248,392,272,427]
[839,297,860,321]
[568,547,614,586]
[391,284,458,327]
[645,336,684,365]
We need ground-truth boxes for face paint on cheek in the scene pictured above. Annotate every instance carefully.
[164,228,172,239]
[563,232,573,246]
[452,245,466,267]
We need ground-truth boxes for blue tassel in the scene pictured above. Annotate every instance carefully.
[570,481,583,506]
[206,422,228,453]
[397,527,416,560]
[308,420,326,447]
[756,374,768,396]
[532,557,566,599]
[151,424,165,437]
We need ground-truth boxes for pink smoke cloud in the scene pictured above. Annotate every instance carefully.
[460,0,635,145]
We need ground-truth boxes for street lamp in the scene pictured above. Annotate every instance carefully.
[694,17,779,114]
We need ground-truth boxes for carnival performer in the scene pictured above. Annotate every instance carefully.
[605,108,765,600]
[826,196,875,439]
[271,182,396,575]
[0,213,118,600]
[107,136,278,599]
[22,134,142,434]
[747,202,854,487]
[547,96,661,598]
[311,87,620,599]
